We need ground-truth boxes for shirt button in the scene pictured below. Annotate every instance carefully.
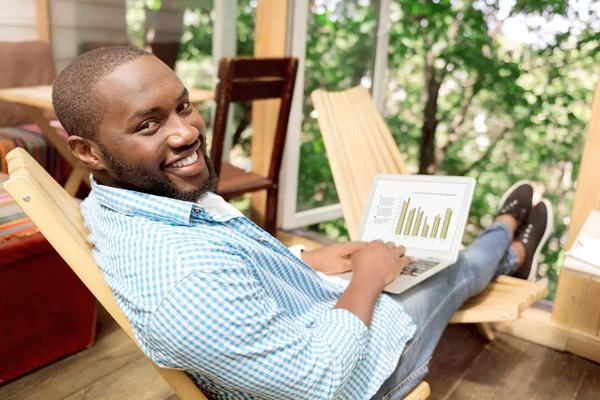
[257,237,267,243]
[192,207,202,213]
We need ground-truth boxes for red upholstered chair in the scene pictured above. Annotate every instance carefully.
[0,173,96,384]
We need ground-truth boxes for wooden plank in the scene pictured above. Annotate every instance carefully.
[63,357,174,400]
[427,324,489,398]
[552,269,588,328]
[450,303,520,323]
[571,278,600,336]
[36,0,52,43]
[0,86,54,109]
[566,328,600,364]
[250,0,290,228]
[491,338,588,400]
[444,332,531,399]
[493,308,569,351]
[575,361,600,400]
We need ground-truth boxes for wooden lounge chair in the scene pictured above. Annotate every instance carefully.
[311,86,548,340]
[3,147,430,399]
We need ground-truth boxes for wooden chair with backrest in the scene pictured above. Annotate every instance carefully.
[211,57,299,235]
[3,148,208,400]
[311,86,548,340]
[3,147,431,400]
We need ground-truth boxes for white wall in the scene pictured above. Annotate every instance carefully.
[0,0,38,42]
[51,0,129,72]
[0,0,128,72]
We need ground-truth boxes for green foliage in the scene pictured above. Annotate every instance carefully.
[299,0,599,299]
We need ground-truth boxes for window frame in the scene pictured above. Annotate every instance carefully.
[278,0,392,230]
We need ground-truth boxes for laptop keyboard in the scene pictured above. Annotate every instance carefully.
[401,259,440,277]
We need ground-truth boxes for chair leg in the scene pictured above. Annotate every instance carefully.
[264,189,278,236]
[476,322,496,341]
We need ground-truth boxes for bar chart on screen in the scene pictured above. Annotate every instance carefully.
[360,179,469,253]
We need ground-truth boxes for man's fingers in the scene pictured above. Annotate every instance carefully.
[392,245,406,257]
[400,256,416,266]
[385,241,396,249]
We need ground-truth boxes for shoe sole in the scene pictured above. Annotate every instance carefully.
[497,180,535,213]
[526,198,554,281]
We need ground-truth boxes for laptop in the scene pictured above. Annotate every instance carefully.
[334,174,475,294]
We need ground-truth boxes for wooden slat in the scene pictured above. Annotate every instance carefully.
[216,162,272,199]
[450,303,520,323]
[36,0,51,44]
[230,58,291,78]
[311,86,409,238]
[230,79,284,102]
[250,0,290,227]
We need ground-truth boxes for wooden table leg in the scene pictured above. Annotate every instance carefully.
[20,105,90,195]
[64,164,90,196]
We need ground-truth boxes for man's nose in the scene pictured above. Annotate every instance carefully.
[166,116,199,148]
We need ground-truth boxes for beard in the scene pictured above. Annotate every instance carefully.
[97,140,219,203]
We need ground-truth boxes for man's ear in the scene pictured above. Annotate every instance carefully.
[67,136,107,171]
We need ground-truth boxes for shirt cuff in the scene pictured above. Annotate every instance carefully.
[287,244,306,260]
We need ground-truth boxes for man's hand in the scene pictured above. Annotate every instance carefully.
[333,240,415,327]
[301,242,368,275]
[351,240,415,287]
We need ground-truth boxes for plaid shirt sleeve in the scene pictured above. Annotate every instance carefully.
[148,253,369,399]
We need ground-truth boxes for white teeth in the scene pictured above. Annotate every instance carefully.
[170,151,198,168]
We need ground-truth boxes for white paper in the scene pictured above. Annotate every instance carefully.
[567,240,600,268]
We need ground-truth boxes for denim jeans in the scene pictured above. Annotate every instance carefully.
[372,223,519,400]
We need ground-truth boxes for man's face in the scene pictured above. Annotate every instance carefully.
[93,56,217,202]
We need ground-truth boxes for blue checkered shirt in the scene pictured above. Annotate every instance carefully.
[81,180,416,399]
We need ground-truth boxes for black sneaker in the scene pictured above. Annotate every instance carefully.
[496,181,534,226]
[513,199,554,281]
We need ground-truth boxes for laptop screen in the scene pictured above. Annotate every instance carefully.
[359,178,472,255]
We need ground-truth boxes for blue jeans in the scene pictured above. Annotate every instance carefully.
[372,223,519,400]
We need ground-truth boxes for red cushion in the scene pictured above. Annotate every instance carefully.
[0,173,40,246]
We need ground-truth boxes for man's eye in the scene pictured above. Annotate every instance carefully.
[177,101,191,113]
[137,121,156,132]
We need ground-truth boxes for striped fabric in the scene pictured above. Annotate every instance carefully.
[0,123,71,185]
[82,178,417,400]
[0,173,38,243]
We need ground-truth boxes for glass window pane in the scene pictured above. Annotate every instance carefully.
[297,0,378,212]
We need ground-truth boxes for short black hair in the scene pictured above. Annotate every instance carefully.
[52,46,154,140]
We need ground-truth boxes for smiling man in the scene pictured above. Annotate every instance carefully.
[53,47,552,400]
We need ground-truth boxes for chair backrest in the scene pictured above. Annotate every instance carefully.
[3,148,208,400]
[311,86,409,239]
[211,57,299,182]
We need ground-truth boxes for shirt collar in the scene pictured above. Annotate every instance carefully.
[90,176,196,226]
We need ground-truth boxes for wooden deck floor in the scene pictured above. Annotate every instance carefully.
[1,304,598,399]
